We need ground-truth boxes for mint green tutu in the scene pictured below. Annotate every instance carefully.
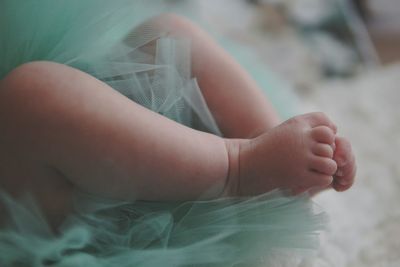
[0,1,327,266]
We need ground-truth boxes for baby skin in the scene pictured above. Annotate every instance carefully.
[0,15,356,225]
[225,114,356,197]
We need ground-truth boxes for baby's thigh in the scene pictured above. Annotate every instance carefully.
[130,13,206,45]
[0,61,94,160]
[0,61,95,225]
[0,148,74,227]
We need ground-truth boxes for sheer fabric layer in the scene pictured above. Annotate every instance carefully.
[0,1,326,266]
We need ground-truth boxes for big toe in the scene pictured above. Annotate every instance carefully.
[333,137,356,191]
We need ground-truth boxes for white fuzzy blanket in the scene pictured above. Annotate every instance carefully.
[305,66,400,267]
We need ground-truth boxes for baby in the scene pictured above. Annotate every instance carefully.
[0,14,356,225]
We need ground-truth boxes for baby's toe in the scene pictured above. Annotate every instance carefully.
[311,126,336,145]
[306,171,333,188]
[333,137,352,167]
[333,137,356,191]
[310,156,337,176]
[333,158,356,191]
[312,143,334,158]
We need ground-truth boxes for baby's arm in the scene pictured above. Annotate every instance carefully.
[148,16,357,193]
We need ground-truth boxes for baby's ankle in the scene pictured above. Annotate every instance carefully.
[222,138,249,197]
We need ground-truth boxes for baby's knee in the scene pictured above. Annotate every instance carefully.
[0,61,85,106]
[1,61,65,93]
[0,61,86,130]
[147,13,202,38]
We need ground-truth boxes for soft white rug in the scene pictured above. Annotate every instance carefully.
[303,65,400,267]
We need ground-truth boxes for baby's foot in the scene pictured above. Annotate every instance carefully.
[332,137,356,191]
[225,112,338,196]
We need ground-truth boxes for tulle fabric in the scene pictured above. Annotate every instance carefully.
[0,1,327,266]
[0,190,327,267]
[0,0,220,134]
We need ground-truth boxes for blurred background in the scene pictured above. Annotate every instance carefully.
[159,0,400,266]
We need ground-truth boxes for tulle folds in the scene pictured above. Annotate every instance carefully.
[0,1,327,266]
[0,190,327,267]
[0,0,220,133]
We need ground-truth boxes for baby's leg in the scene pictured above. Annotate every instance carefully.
[147,14,280,138]
[0,62,232,222]
[0,62,354,227]
[149,15,357,193]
